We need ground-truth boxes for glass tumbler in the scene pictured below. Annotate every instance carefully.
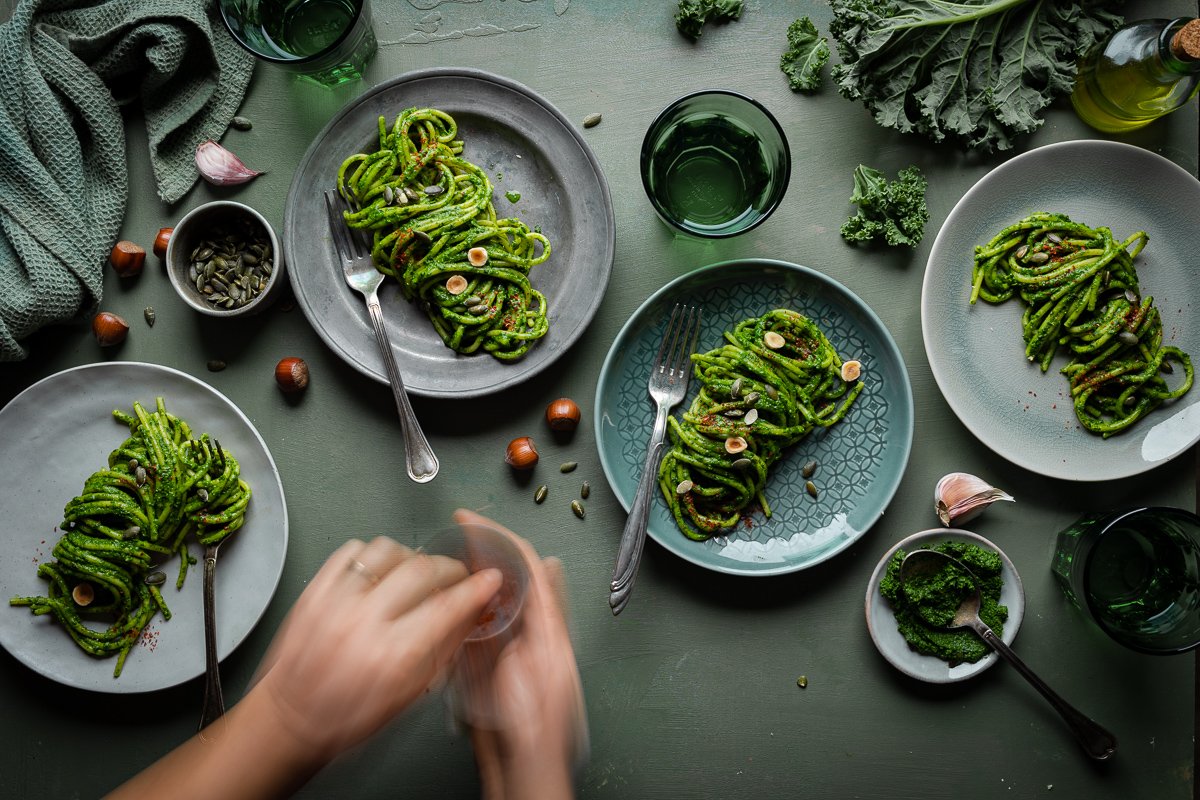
[218,0,378,87]
[1051,506,1200,654]
[640,90,791,239]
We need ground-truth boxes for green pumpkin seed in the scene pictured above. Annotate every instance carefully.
[468,304,489,315]
[744,409,759,425]
[231,115,253,131]
[675,479,693,495]
[383,185,394,204]
[797,675,808,689]
[207,359,226,372]
[732,458,752,471]
[143,307,156,327]
[465,295,482,306]
[582,113,602,128]
[764,384,778,400]
[581,481,590,499]
[144,571,167,586]
[570,500,585,519]
[560,461,578,473]
[424,185,445,196]
[730,378,742,398]
[801,460,817,478]
[805,480,818,498]
[535,485,548,504]
[744,392,760,407]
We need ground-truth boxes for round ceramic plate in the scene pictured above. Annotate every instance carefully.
[864,529,1025,684]
[284,67,615,399]
[0,363,288,693]
[594,259,913,576]
[922,140,1200,481]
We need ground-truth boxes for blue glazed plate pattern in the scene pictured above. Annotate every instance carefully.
[595,259,914,576]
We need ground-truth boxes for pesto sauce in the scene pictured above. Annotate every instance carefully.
[879,541,1008,665]
[505,191,521,204]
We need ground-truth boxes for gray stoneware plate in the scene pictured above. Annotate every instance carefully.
[595,259,914,576]
[865,529,1025,684]
[922,140,1200,481]
[284,67,615,398]
[0,363,288,693]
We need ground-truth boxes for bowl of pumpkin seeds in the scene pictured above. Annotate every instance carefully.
[166,200,285,317]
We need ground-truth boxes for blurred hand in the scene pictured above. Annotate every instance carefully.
[451,510,588,800]
[251,535,502,761]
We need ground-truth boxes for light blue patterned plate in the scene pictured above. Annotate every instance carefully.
[594,259,914,576]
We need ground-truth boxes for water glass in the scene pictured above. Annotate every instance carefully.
[640,89,790,239]
[218,0,378,87]
[1051,506,1200,654]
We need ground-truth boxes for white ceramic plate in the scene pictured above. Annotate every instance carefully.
[865,529,1025,684]
[922,140,1200,481]
[0,363,287,693]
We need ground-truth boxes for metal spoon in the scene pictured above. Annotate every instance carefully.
[899,549,1117,761]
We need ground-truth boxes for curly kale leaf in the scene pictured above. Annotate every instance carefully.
[780,17,830,92]
[676,0,744,41]
[829,0,1124,151]
[841,164,929,248]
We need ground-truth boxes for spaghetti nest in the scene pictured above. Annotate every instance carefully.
[658,309,863,541]
[336,107,551,361]
[971,212,1193,438]
[9,398,250,677]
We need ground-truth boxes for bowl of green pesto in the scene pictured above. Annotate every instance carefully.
[865,529,1025,683]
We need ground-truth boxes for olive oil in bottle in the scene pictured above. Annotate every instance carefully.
[1071,17,1200,133]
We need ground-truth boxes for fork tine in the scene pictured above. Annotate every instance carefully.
[323,191,353,260]
[652,304,683,376]
[672,306,702,385]
[327,189,373,260]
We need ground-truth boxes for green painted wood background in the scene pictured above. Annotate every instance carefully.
[1,1,1197,797]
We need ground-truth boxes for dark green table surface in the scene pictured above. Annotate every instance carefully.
[1,2,1197,798]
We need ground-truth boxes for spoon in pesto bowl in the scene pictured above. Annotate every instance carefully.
[899,549,1117,761]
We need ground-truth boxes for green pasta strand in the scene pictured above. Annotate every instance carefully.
[971,212,1193,438]
[9,399,250,677]
[657,309,863,541]
[336,107,551,361]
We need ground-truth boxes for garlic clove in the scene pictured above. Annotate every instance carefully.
[195,139,264,186]
[934,472,1014,527]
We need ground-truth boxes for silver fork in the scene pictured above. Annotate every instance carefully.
[197,438,227,733]
[609,304,702,616]
[324,191,439,483]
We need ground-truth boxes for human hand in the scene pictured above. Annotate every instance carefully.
[450,510,587,800]
[250,535,502,762]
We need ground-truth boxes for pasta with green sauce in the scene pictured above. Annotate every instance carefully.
[9,398,250,677]
[971,212,1193,438]
[658,309,863,541]
[336,107,551,361]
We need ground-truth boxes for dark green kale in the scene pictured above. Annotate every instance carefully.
[675,0,744,41]
[829,0,1124,151]
[780,17,830,93]
[841,164,929,249]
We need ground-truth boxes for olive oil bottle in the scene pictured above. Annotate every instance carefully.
[1071,18,1200,133]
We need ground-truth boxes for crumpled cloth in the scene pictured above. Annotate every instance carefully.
[0,0,254,361]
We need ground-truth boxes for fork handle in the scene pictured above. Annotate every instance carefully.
[366,292,440,483]
[609,404,670,615]
[199,543,224,732]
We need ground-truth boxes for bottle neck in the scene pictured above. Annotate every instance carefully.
[1161,18,1200,75]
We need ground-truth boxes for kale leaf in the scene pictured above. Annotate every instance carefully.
[829,0,1123,151]
[841,164,929,249]
[780,17,830,92]
[676,0,744,41]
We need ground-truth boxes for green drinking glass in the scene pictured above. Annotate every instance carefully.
[218,0,378,87]
[1051,506,1200,654]
[640,90,791,239]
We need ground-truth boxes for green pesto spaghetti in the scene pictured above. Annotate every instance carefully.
[10,398,250,677]
[658,309,863,540]
[971,212,1193,438]
[336,107,551,361]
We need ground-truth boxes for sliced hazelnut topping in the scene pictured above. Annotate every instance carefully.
[763,331,785,350]
[724,436,748,454]
[446,274,468,295]
[841,360,862,382]
[72,582,95,607]
[467,247,489,267]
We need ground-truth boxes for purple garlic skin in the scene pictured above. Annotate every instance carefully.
[934,472,1014,526]
[195,139,263,186]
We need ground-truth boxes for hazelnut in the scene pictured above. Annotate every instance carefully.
[92,311,129,346]
[110,240,146,277]
[763,331,785,350]
[840,360,862,382]
[446,274,468,295]
[275,357,309,393]
[71,582,95,607]
[545,397,581,432]
[467,247,489,267]
[505,436,539,470]
[724,436,748,454]
[153,227,173,259]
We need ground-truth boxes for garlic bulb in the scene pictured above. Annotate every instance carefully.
[934,472,1014,526]
[195,140,263,186]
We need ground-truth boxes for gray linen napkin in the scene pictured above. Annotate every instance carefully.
[0,0,254,361]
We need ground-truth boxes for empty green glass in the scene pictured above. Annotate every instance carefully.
[218,0,377,87]
[640,90,790,239]
[1051,506,1200,654]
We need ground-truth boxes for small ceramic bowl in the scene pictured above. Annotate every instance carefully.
[864,528,1026,684]
[165,200,285,317]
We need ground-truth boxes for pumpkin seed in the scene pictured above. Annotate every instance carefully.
[582,113,602,128]
[128,459,138,471]
[1046,232,1062,244]
[424,184,445,196]
[744,391,760,407]
[801,459,817,478]
[1029,251,1050,264]
[675,479,693,495]
[210,277,228,292]
[143,307,156,327]
[383,185,394,204]
[122,525,141,540]
[230,115,253,131]
[764,384,778,400]
[468,304,489,315]
[732,458,752,471]
[465,295,482,306]
[797,675,808,689]
[394,189,409,205]
[560,461,578,473]
[724,408,744,418]
[581,481,590,499]
[730,378,742,398]
[197,488,209,502]
[1118,331,1138,345]
[570,500,585,519]
[144,571,167,586]
[414,229,432,245]
[535,485,548,504]
[1015,245,1028,259]
[207,359,226,372]
[194,246,214,261]
[805,480,819,498]
[405,187,421,203]
[744,408,759,425]
[1125,289,1139,303]
[135,466,147,485]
